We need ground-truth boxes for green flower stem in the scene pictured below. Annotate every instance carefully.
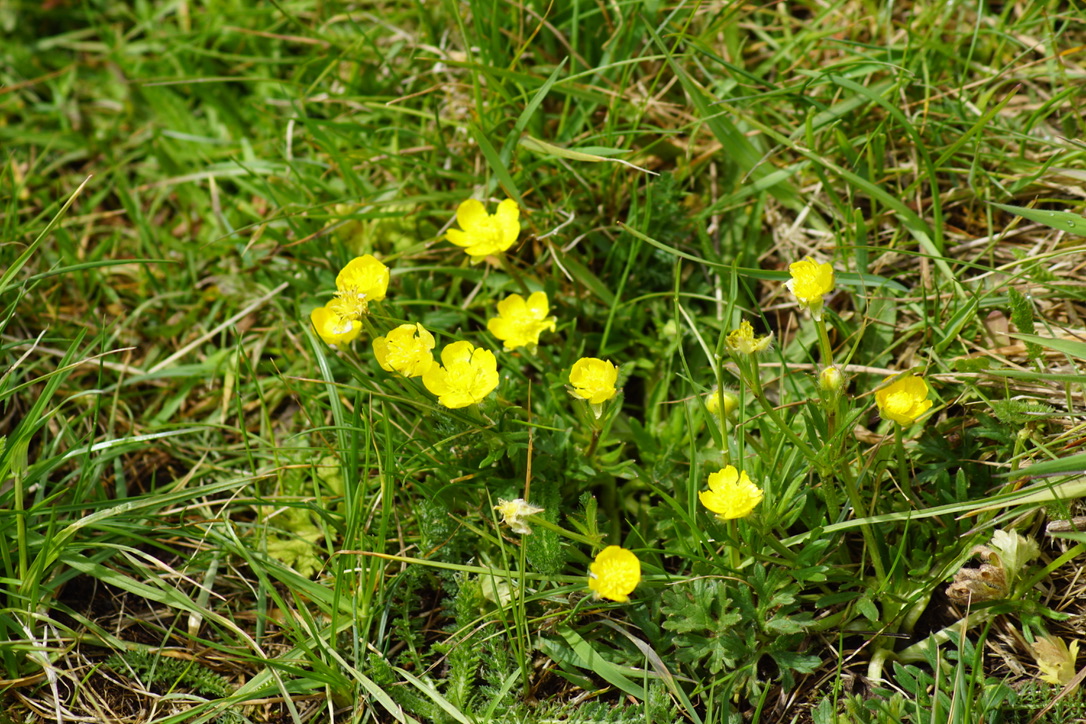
[737,427,765,458]
[814,316,839,447]
[576,400,621,539]
[814,317,833,367]
[714,403,732,468]
[360,310,386,341]
[742,357,818,463]
[462,403,490,428]
[894,425,918,506]
[529,518,600,546]
[584,428,601,459]
[709,375,738,466]
[837,461,887,582]
[513,538,532,696]
[819,471,842,523]
[726,519,741,571]
[818,395,843,521]
[823,395,838,443]
[602,473,620,541]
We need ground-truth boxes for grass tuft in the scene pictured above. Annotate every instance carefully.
[4,1,1086,722]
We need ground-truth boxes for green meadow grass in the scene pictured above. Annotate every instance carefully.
[3,1,1086,722]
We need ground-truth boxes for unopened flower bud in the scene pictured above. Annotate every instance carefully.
[706,389,739,418]
[819,366,845,395]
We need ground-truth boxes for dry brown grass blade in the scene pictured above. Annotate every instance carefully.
[0,671,46,688]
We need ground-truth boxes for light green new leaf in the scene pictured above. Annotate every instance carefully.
[1009,333,1086,361]
[1007,453,1086,480]
[990,202,1086,236]
[554,624,647,700]
[519,135,656,174]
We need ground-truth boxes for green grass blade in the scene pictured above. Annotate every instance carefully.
[990,202,1086,236]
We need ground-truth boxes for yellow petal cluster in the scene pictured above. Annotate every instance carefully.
[494,498,545,535]
[311,254,390,348]
[446,198,520,263]
[487,292,556,351]
[373,323,435,378]
[328,254,390,320]
[875,374,932,426]
[310,306,362,347]
[699,465,764,520]
[422,340,500,409]
[588,545,641,602]
[786,258,834,320]
[568,358,619,405]
[726,320,772,355]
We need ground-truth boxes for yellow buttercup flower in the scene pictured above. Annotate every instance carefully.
[875,374,932,426]
[568,357,619,404]
[310,305,362,347]
[373,323,435,378]
[494,498,545,535]
[786,257,835,321]
[588,546,641,603]
[422,340,500,409]
[446,198,520,263]
[699,465,764,520]
[726,320,772,355]
[1032,636,1080,686]
[329,254,390,320]
[487,291,557,351]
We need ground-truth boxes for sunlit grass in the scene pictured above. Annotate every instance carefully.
[2,1,1086,722]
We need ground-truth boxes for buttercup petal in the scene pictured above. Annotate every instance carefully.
[437,388,478,409]
[424,341,499,408]
[488,291,555,351]
[569,358,619,404]
[496,293,526,317]
[373,336,390,366]
[446,198,520,262]
[441,340,476,368]
[414,324,435,348]
[495,199,520,240]
[787,258,835,308]
[336,255,390,299]
[707,466,738,493]
[700,465,763,519]
[374,323,435,378]
[310,306,362,346]
[486,318,515,340]
[422,364,449,396]
[588,546,641,603]
[456,199,488,232]
[726,320,771,355]
[445,228,472,248]
[876,374,932,426]
[526,291,549,317]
